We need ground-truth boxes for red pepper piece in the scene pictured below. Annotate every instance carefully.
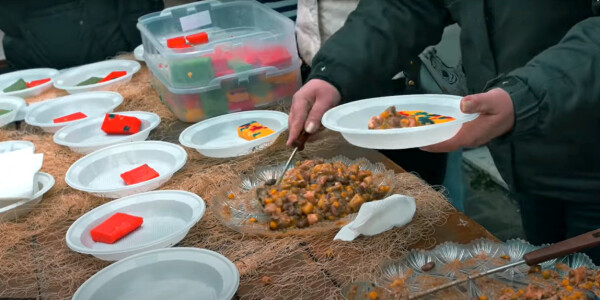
[25,78,51,88]
[53,112,87,123]
[98,71,127,83]
[101,114,142,135]
[90,212,143,244]
[167,36,187,48]
[120,164,159,185]
[185,32,208,45]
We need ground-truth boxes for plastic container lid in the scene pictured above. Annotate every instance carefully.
[65,141,187,199]
[53,60,141,94]
[0,68,59,98]
[66,190,206,261]
[321,94,479,149]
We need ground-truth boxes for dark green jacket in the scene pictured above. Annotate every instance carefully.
[0,0,163,70]
[309,0,600,201]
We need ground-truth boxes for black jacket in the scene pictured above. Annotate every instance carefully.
[309,0,600,201]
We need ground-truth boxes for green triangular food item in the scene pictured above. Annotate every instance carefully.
[76,77,103,86]
[3,78,27,92]
[0,109,12,116]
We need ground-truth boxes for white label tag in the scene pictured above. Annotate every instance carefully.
[179,11,212,32]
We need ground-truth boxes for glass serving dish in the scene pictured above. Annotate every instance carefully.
[211,155,396,237]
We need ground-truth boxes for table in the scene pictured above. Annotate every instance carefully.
[0,61,495,299]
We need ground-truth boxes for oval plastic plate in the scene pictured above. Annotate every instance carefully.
[0,140,35,154]
[65,141,187,198]
[0,96,26,128]
[0,68,59,98]
[24,91,123,133]
[179,110,288,158]
[72,247,239,300]
[53,111,161,154]
[66,190,206,261]
[0,172,55,223]
[321,94,479,149]
[134,45,145,62]
[53,60,141,94]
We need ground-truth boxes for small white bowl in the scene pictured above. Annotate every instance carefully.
[0,140,35,154]
[66,190,206,261]
[179,110,288,158]
[0,68,59,98]
[53,111,161,154]
[322,94,479,149]
[72,247,239,300]
[0,172,55,222]
[65,141,187,198]
[134,45,145,62]
[53,60,141,94]
[0,96,26,127]
[25,92,123,133]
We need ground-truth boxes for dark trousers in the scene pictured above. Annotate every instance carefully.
[515,193,600,264]
[379,149,448,186]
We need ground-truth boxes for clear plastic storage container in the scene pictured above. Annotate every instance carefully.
[138,0,300,89]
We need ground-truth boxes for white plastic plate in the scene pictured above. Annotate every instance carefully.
[53,60,141,94]
[0,172,55,223]
[53,111,161,154]
[0,68,59,98]
[179,110,288,158]
[321,94,479,149]
[73,247,239,300]
[0,140,35,154]
[0,96,26,127]
[134,45,145,62]
[65,141,187,198]
[66,190,206,261]
[24,92,123,133]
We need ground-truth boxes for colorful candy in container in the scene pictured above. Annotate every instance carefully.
[138,0,302,123]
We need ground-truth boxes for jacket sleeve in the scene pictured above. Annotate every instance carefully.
[487,16,600,140]
[307,0,449,102]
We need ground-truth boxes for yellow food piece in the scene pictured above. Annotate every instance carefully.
[237,121,274,141]
[368,291,379,300]
[227,193,235,199]
[542,270,551,279]
[269,221,277,229]
[565,285,573,292]
[249,218,257,223]
[479,296,488,300]
[301,203,314,214]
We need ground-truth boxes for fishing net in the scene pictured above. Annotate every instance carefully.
[0,58,454,299]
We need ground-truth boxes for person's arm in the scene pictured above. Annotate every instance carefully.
[307,0,449,101]
[486,16,600,140]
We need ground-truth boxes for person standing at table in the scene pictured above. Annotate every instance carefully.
[287,1,600,262]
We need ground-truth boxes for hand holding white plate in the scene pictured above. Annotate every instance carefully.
[53,111,161,154]
[179,110,288,158]
[53,60,141,94]
[321,94,479,149]
[0,68,59,98]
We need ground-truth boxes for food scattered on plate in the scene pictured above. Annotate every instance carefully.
[53,112,87,123]
[76,71,127,86]
[257,159,390,230]
[101,114,142,135]
[0,109,12,116]
[90,212,143,244]
[368,106,455,130]
[237,121,274,141]
[2,78,51,93]
[120,164,159,185]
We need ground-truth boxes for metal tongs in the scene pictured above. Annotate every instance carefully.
[410,228,600,299]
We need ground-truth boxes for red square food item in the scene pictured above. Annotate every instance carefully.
[90,212,143,244]
[167,36,187,48]
[98,71,127,83]
[186,32,208,45]
[120,164,159,185]
[53,112,87,123]
[101,114,142,135]
[256,46,292,68]
[25,78,51,88]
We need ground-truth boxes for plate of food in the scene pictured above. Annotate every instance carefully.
[53,60,141,94]
[25,92,123,133]
[65,141,187,198]
[179,110,288,158]
[342,239,598,300]
[53,111,161,154]
[72,247,239,300]
[66,190,206,261]
[0,68,59,98]
[212,155,395,236]
[0,96,26,128]
[321,94,479,149]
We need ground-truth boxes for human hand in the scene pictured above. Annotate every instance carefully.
[420,88,515,152]
[287,79,341,146]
